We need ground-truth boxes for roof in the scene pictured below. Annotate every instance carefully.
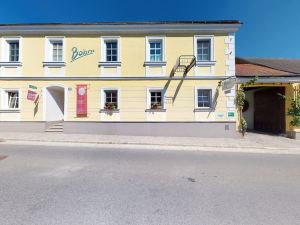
[0,20,242,26]
[236,57,300,77]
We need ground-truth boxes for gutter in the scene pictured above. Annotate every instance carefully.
[236,75,300,84]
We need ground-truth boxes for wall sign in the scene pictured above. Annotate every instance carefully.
[71,47,95,62]
[27,90,37,101]
[227,111,235,118]
[76,84,87,117]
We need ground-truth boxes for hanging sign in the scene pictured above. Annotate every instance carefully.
[27,90,37,101]
[76,84,87,117]
[222,77,236,91]
[29,84,37,90]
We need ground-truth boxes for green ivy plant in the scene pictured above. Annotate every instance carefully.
[236,77,258,136]
[279,92,300,127]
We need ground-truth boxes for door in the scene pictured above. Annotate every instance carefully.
[254,87,285,134]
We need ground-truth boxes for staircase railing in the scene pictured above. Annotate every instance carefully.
[170,55,196,77]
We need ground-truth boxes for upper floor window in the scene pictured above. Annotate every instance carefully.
[106,41,118,62]
[45,37,65,63]
[52,41,63,62]
[101,37,120,63]
[197,40,211,61]
[194,36,214,62]
[146,36,165,63]
[9,41,19,62]
[1,37,22,63]
[150,41,162,62]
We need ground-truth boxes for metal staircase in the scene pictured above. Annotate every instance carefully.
[45,120,64,132]
[170,55,196,77]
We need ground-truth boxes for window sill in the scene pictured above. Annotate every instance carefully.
[194,108,214,112]
[0,109,20,113]
[43,62,66,67]
[98,61,121,67]
[196,61,216,66]
[100,109,120,113]
[0,62,22,67]
[144,61,167,66]
[145,109,166,112]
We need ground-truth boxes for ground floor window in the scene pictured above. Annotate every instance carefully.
[101,89,119,110]
[197,89,212,108]
[147,88,164,110]
[2,89,20,109]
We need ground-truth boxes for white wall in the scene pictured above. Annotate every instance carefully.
[45,87,64,121]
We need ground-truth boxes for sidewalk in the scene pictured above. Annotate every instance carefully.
[0,131,299,154]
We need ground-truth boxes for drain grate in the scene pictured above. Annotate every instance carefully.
[0,155,8,161]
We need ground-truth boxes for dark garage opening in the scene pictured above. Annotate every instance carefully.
[243,87,286,134]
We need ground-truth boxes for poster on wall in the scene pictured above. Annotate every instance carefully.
[27,90,37,101]
[76,84,87,117]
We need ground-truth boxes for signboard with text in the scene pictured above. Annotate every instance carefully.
[27,90,37,101]
[76,84,87,117]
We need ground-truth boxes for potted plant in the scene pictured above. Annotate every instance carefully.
[104,102,117,111]
[151,103,162,109]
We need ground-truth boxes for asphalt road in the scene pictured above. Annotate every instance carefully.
[0,144,300,225]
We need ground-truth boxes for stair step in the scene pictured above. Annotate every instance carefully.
[45,121,64,132]
[45,130,63,132]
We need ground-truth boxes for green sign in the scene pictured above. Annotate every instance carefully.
[71,47,95,62]
[29,84,37,90]
[228,111,235,118]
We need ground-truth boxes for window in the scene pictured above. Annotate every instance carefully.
[52,41,63,62]
[150,90,163,109]
[194,36,214,63]
[197,40,211,61]
[45,37,65,63]
[1,37,22,63]
[9,42,19,62]
[105,41,118,62]
[197,89,212,108]
[2,90,20,109]
[146,36,165,63]
[100,37,120,63]
[103,90,118,110]
[149,41,162,62]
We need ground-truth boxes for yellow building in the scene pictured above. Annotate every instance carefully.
[0,21,241,137]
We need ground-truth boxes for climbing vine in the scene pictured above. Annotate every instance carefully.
[279,91,300,127]
[236,77,258,136]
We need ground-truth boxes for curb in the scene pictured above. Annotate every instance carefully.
[1,139,300,155]
[0,138,291,150]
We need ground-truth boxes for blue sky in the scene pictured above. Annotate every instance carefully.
[1,0,299,58]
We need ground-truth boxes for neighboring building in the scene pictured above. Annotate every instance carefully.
[236,57,300,139]
[0,21,241,137]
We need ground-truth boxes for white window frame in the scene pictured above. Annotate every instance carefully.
[194,86,215,110]
[100,88,120,111]
[146,87,165,110]
[44,36,66,63]
[1,88,21,110]
[1,37,22,64]
[194,35,215,64]
[100,36,121,63]
[145,36,166,63]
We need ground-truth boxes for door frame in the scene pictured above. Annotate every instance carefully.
[43,84,68,121]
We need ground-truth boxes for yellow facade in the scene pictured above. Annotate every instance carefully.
[0,21,240,135]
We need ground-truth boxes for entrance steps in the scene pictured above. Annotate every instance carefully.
[45,120,63,133]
